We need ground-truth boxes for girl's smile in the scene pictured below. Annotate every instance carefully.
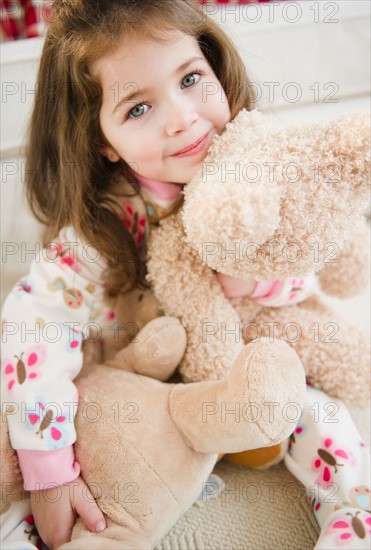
[93,30,231,183]
[169,129,212,158]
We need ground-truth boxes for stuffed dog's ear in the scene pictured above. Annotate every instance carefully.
[183,109,280,274]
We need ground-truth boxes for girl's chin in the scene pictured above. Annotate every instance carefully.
[175,164,204,184]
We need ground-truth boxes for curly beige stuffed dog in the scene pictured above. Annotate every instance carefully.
[147,109,370,466]
[148,109,370,400]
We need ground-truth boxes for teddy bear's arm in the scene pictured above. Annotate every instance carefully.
[147,212,244,382]
[318,217,370,298]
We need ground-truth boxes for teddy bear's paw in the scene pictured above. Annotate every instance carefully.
[227,338,307,448]
[61,518,151,549]
[168,338,306,454]
[60,533,150,549]
[112,316,187,381]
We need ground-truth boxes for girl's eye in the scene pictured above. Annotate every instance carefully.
[128,103,149,119]
[181,72,201,89]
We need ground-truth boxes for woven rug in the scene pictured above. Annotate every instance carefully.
[157,404,370,550]
[156,461,320,550]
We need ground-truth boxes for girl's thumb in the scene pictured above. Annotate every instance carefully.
[74,482,106,534]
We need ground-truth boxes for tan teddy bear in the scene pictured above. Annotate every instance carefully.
[146,109,370,466]
[147,109,370,396]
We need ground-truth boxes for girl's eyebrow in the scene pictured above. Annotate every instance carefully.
[111,55,205,116]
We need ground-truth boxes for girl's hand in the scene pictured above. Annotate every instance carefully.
[30,475,106,549]
[215,271,257,298]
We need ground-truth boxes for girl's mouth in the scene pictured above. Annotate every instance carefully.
[171,131,210,158]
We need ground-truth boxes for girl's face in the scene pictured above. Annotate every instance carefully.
[93,30,231,183]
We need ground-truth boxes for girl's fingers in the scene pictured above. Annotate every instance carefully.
[38,513,74,550]
[73,481,106,534]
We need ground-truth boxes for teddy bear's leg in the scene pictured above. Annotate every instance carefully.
[242,295,371,405]
[169,338,306,454]
[105,316,187,381]
[220,296,288,469]
[60,519,151,549]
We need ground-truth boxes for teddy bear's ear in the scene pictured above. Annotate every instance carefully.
[182,110,281,273]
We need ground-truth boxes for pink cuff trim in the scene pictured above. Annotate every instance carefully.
[250,280,286,302]
[135,174,182,201]
[17,446,80,491]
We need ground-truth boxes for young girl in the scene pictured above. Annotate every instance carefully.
[1,1,370,549]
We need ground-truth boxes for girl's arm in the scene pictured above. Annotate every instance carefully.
[1,226,106,491]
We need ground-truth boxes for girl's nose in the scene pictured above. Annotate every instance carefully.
[165,99,199,136]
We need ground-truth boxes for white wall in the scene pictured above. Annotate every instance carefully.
[1,37,45,304]
[208,0,370,121]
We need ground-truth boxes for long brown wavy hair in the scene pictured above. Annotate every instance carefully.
[26,0,255,296]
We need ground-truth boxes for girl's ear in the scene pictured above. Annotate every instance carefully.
[100,145,120,163]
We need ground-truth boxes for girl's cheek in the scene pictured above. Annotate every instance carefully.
[209,87,228,112]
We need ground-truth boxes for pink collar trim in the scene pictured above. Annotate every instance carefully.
[135,174,183,201]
